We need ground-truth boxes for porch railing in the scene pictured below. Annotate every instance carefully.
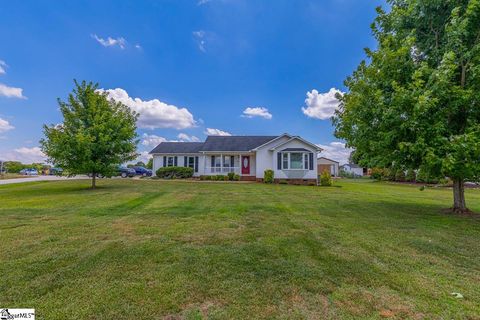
[206,166,240,174]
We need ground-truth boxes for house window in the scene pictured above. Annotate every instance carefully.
[214,156,222,167]
[289,153,303,169]
[167,156,175,167]
[187,156,195,169]
[279,152,312,170]
[223,156,231,167]
[282,153,289,169]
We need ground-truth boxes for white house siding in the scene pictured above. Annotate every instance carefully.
[256,138,318,180]
[255,136,291,178]
[152,154,203,177]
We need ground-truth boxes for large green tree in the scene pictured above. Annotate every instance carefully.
[334,0,480,213]
[41,80,139,188]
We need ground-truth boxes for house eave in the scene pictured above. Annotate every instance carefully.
[268,136,322,152]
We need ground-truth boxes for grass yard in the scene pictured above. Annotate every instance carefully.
[0,179,479,319]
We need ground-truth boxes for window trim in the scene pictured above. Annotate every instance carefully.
[187,156,195,169]
[280,152,312,170]
[167,156,175,167]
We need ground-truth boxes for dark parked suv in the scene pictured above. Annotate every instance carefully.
[117,166,136,178]
[132,166,153,176]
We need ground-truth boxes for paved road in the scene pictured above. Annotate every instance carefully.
[0,175,90,185]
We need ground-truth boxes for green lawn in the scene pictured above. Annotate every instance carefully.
[1,179,479,319]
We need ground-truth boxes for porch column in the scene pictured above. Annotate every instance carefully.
[220,153,223,173]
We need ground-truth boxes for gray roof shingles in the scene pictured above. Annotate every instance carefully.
[200,136,278,152]
[149,142,204,154]
[149,136,278,154]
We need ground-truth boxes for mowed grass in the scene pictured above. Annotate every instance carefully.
[0,179,479,319]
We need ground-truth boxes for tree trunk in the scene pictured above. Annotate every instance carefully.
[452,178,468,213]
[91,172,96,189]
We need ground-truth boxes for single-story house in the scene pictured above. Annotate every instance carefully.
[317,157,339,177]
[150,133,322,184]
[340,163,364,176]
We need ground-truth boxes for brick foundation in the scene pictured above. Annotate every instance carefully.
[256,178,317,185]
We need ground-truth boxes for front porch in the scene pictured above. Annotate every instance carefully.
[203,153,255,177]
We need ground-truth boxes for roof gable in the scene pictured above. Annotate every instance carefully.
[268,136,322,152]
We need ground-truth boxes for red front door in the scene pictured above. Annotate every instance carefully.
[241,156,250,175]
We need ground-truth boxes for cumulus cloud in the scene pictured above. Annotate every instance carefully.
[302,88,343,120]
[0,118,14,133]
[0,60,7,75]
[193,30,207,52]
[0,83,26,99]
[204,128,231,136]
[141,133,168,147]
[2,147,46,163]
[178,133,200,142]
[242,107,272,119]
[317,141,352,165]
[91,34,127,49]
[100,88,196,130]
[135,151,152,164]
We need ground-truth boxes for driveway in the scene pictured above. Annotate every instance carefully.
[0,175,90,185]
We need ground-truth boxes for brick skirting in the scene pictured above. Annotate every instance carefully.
[240,175,256,181]
[256,178,318,185]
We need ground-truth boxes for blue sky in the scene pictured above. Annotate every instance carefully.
[0,0,383,164]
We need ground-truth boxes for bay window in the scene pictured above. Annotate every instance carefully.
[289,153,303,169]
[279,151,313,170]
[282,153,288,169]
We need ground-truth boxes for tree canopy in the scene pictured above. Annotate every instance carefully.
[333,0,480,212]
[41,80,139,188]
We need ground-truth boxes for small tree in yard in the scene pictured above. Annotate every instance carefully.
[41,80,139,189]
[320,171,332,186]
[333,1,480,213]
[146,158,153,169]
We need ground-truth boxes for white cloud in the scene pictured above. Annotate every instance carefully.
[135,151,151,164]
[135,44,142,50]
[141,133,168,147]
[0,60,7,75]
[3,147,46,163]
[91,34,127,49]
[0,118,14,133]
[302,88,343,120]
[100,88,196,130]
[0,83,26,99]
[178,133,200,142]
[197,0,211,5]
[242,107,272,119]
[204,128,231,136]
[317,141,352,165]
[193,30,207,52]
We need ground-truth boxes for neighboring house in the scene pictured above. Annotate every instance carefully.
[340,163,364,176]
[150,133,322,184]
[317,157,339,177]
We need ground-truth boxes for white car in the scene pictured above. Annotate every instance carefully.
[19,168,39,176]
